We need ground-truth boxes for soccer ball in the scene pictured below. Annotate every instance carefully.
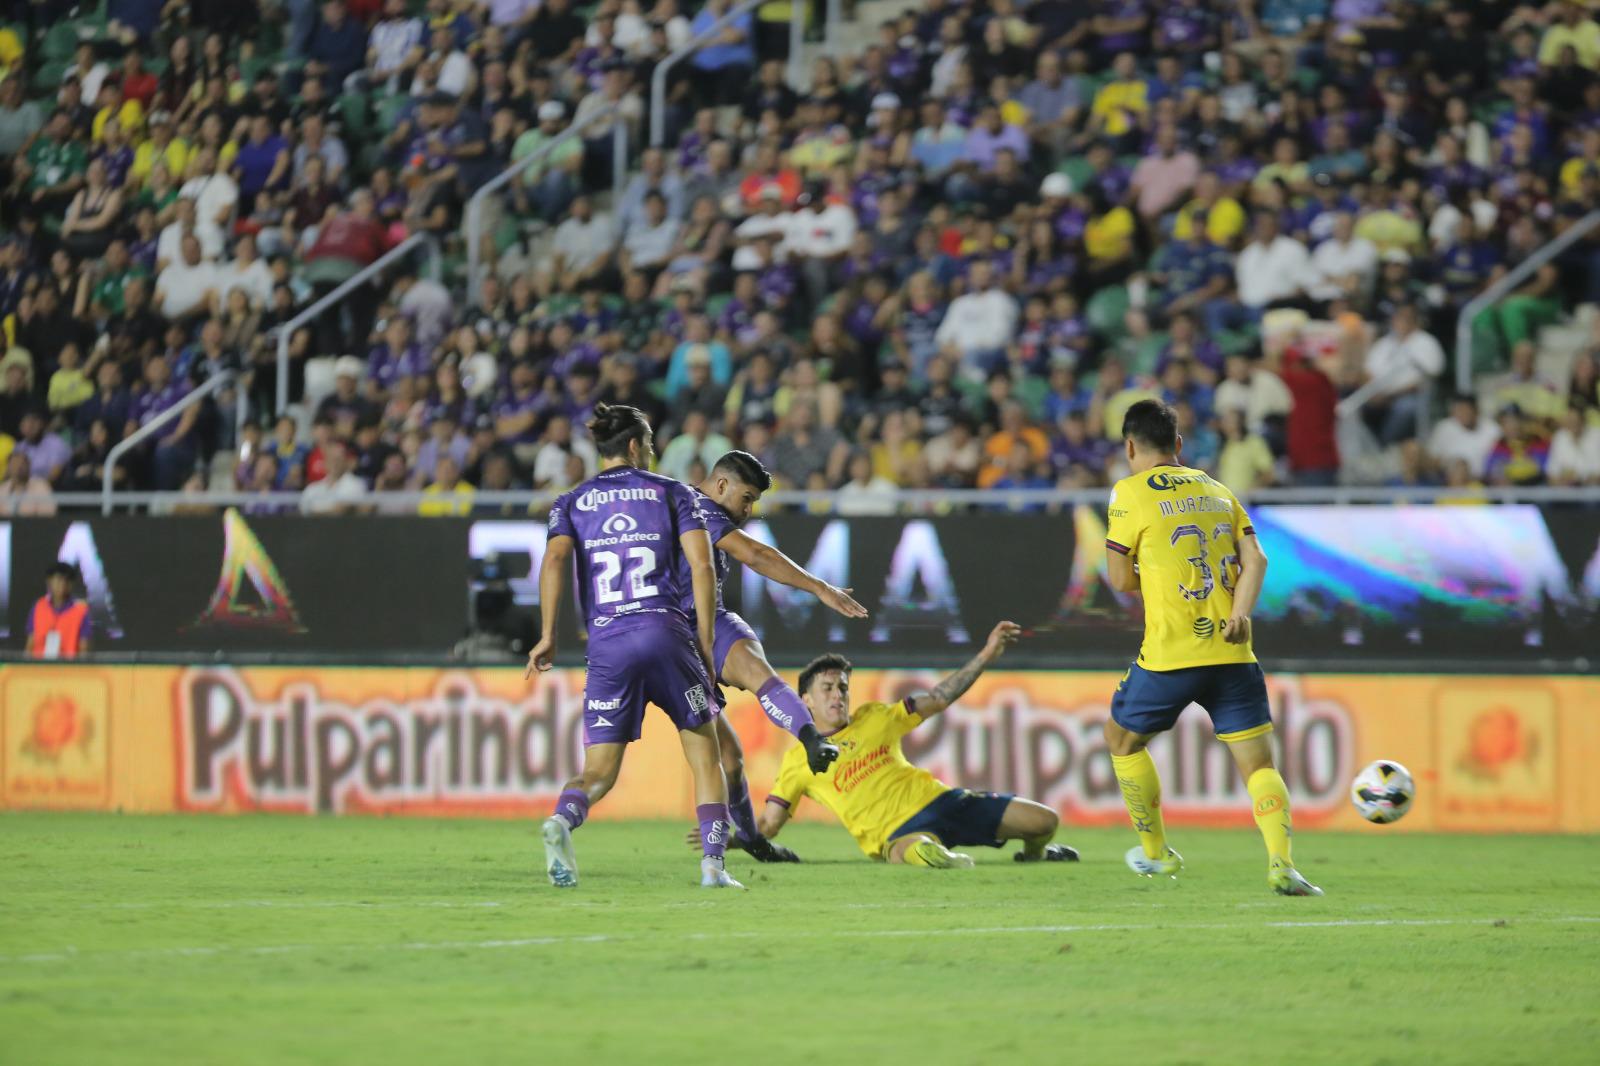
[1350,760,1415,824]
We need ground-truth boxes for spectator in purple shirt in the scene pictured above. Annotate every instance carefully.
[127,353,197,490]
[962,103,1032,172]
[15,409,72,485]
[305,1,367,92]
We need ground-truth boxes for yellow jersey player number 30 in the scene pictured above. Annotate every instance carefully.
[1102,399,1322,898]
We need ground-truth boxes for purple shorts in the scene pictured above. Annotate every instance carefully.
[712,610,758,683]
[582,614,719,746]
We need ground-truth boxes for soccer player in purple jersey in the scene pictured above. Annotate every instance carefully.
[679,450,865,862]
[526,404,741,890]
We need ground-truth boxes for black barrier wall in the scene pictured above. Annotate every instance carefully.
[6,505,1598,667]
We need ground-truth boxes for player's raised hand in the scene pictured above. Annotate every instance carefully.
[982,621,1023,662]
[525,637,556,678]
[817,583,869,619]
[1221,615,1252,645]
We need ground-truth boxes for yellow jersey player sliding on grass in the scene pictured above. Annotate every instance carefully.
[1103,399,1321,897]
[754,622,1079,867]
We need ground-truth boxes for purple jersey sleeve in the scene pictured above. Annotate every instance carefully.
[548,491,576,539]
[671,480,710,540]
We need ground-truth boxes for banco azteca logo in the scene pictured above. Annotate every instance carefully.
[601,513,639,535]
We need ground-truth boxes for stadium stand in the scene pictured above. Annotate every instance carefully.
[2,0,1600,515]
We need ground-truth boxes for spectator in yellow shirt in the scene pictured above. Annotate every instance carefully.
[418,456,476,516]
[1171,172,1245,246]
[1090,52,1149,142]
[129,112,191,189]
[1539,1,1600,70]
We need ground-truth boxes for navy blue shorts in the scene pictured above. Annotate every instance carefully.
[887,789,1013,854]
[1110,661,1273,741]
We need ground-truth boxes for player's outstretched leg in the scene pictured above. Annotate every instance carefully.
[713,717,799,863]
[1224,733,1323,897]
[541,743,625,888]
[997,797,1080,863]
[723,639,839,774]
[681,720,745,889]
[1106,721,1183,878]
[887,833,976,869]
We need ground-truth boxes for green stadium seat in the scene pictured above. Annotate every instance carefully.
[337,91,370,143]
[1130,332,1170,378]
[41,21,82,64]
[1086,285,1130,342]
[1056,156,1094,192]
[1014,374,1049,420]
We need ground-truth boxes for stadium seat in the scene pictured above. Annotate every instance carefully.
[1086,285,1130,343]
[301,357,339,416]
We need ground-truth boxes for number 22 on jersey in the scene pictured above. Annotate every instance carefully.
[594,547,660,604]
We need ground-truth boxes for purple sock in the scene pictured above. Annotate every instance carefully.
[756,677,814,739]
[553,788,589,831]
[726,775,759,843]
[697,803,730,859]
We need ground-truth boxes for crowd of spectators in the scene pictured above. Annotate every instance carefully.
[3,0,1600,518]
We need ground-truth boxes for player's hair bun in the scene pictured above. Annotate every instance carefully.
[590,403,653,459]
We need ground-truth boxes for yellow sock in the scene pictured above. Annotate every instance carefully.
[900,836,936,866]
[1110,751,1167,860]
[1247,768,1294,870]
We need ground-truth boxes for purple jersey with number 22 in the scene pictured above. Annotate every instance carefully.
[547,467,720,745]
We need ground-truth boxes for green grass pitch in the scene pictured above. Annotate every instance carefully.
[3,814,1598,1065]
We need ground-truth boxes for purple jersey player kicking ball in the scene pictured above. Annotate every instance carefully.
[527,404,741,889]
[678,450,866,862]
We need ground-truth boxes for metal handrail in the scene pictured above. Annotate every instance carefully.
[650,0,785,148]
[463,103,627,290]
[270,232,439,415]
[1455,208,1600,394]
[102,371,237,515]
[69,484,1600,514]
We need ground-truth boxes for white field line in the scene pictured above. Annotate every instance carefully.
[3,916,1598,967]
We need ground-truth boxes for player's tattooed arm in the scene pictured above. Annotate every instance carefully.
[720,530,868,619]
[908,621,1022,720]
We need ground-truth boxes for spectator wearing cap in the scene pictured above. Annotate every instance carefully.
[317,356,381,425]
[510,99,584,223]
[130,109,189,189]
